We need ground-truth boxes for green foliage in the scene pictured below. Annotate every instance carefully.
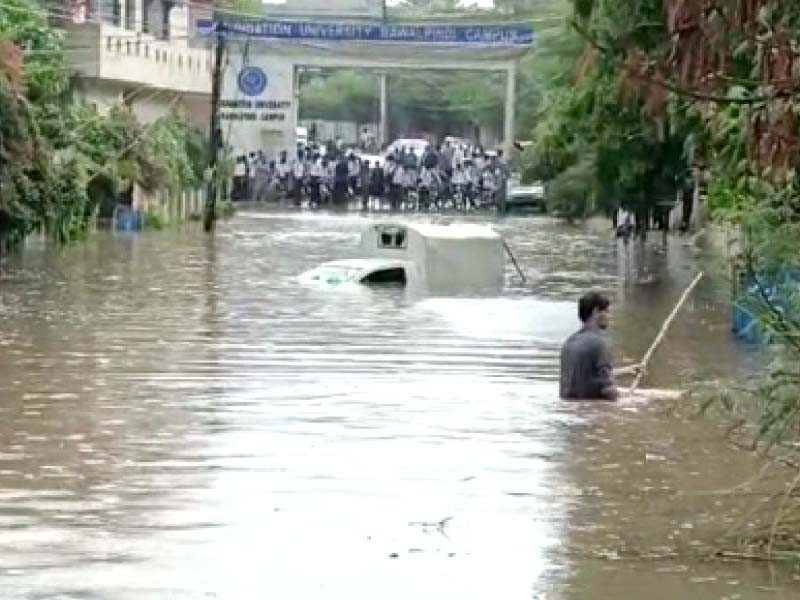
[0,0,69,103]
[215,199,236,220]
[143,209,167,231]
[142,117,209,191]
[46,158,94,243]
[517,0,691,219]
[298,67,506,140]
[547,155,595,220]
[516,19,583,135]
[0,1,208,251]
[216,0,263,14]
[300,71,379,125]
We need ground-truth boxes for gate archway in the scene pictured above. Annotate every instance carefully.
[197,18,534,158]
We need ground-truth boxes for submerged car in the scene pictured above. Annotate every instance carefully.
[502,184,547,214]
[300,223,505,292]
[298,258,415,286]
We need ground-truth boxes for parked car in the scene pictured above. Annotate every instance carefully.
[385,138,429,158]
[502,183,547,214]
[443,135,472,148]
[296,126,309,147]
[355,151,385,168]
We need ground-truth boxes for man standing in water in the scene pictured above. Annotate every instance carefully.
[560,292,639,400]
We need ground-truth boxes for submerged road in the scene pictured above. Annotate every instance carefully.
[0,210,795,599]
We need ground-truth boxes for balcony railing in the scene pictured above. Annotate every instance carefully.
[65,21,211,95]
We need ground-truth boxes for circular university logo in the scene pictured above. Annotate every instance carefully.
[238,66,268,97]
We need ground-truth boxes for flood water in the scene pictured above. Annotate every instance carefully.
[1,209,798,599]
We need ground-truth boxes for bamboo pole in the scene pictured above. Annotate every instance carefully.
[629,271,705,394]
[502,239,527,284]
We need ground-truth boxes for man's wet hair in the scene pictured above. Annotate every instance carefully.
[578,292,610,323]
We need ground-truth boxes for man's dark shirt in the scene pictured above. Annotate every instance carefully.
[334,160,349,183]
[559,327,615,399]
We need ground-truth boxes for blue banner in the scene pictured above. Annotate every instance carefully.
[195,19,534,47]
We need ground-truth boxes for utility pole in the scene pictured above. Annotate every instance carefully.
[379,0,389,147]
[204,24,226,233]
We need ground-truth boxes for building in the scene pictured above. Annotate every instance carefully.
[266,0,383,20]
[52,1,214,214]
[60,1,212,127]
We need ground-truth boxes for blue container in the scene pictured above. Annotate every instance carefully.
[113,206,144,232]
[733,269,800,343]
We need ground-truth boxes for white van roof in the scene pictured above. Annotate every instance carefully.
[408,223,500,240]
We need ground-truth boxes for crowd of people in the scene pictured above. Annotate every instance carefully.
[230,139,511,211]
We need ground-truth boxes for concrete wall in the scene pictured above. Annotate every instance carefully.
[65,21,211,95]
[130,91,180,124]
[74,78,125,115]
[74,78,208,127]
[132,184,204,220]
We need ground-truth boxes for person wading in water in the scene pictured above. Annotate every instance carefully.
[560,292,640,400]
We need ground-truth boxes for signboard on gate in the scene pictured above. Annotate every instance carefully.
[196,19,534,47]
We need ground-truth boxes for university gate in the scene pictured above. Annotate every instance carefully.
[196,17,534,158]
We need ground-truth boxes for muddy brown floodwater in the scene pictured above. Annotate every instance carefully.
[0,209,798,599]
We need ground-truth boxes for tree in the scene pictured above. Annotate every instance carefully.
[541,3,800,548]
[0,0,209,250]
[299,70,379,125]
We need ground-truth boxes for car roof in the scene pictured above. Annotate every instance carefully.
[391,139,429,146]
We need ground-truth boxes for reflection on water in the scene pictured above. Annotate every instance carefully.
[0,210,796,599]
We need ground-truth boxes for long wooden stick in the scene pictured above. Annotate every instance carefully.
[629,271,705,394]
[503,239,527,283]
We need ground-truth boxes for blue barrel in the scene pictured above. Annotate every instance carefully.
[113,206,144,232]
[733,269,800,343]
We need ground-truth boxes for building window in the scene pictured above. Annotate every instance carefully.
[124,0,136,31]
[142,0,153,35]
[162,1,175,41]
[98,0,122,26]
[143,0,175,40]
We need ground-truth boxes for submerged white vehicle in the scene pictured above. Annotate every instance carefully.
[298,258,415,286]
[300,223,506,291]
